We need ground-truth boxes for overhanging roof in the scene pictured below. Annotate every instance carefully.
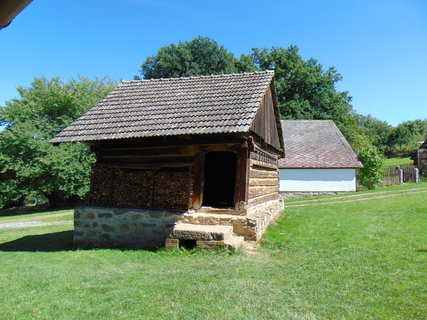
[51,71,283,150]
[0,0,32,29]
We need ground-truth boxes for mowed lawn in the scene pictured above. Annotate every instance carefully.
[383,156,414,167]
[0,184,426,319]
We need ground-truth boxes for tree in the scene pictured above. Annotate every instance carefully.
[400,119,426,137]
[138,36,238,79]
[358,114,393,153]
[387,125,412,152]
[138,37,363,148]
[0,76,116,208]
[357,145,383,189]
[238,46,362,148]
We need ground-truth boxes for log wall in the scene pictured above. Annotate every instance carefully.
[248,158,280,207]
[88,136,280,213]
[89,137,247,212]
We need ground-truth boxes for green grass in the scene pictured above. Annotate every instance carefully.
[383,156,414,167]
[285,182,427,203]
[0,188,426,319]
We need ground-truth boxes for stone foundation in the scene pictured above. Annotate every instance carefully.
[280,191,349,199]
[174,199,283,241]
[73,206,184,248]
[73,199,284,248]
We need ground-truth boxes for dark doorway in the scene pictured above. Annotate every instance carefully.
[202,151,236,208]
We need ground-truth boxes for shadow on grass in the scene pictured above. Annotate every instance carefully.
[0,231,166,253]
[0,231,75,252]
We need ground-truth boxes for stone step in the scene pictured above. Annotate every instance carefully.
[224,235,244,251]
[167,223,233,241]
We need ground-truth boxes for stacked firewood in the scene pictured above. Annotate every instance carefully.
[153,171,190,210]
[90,165,114,207]
[89,164,190,211]
[113,169,154,208]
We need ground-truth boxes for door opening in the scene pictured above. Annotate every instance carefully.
[202,151,236,208]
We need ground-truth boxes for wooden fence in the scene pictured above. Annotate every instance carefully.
[381,166,401,186]
[402,166,418,183]
[357,165,419,189]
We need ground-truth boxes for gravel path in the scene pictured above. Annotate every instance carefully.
[0,211,73,224]
[286,189,427,207]
[0,220,72,229]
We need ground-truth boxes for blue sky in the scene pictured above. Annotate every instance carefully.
[1,0,426,126]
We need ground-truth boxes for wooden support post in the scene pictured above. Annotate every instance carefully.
[192,152,205,210]
[234,142,249,212]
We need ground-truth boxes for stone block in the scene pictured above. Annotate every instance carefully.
[101,224,115,232]
[196,240,225,249]
[168,224,233,241]
[165,238,179,250]
[119,223,130,232]
[98,213,112,218]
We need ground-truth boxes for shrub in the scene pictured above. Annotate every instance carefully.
[358,145,384,189]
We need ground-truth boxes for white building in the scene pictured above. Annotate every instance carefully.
[279,120,363,196]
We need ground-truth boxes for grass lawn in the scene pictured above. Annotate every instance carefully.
[383,156,414,167]
[0,184,426,319]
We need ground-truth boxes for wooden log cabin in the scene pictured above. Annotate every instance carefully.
[413,138,427,175]
[51,71,285,250]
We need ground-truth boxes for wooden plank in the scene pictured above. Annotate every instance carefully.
[100,156,193,165]
[248,186,278,199]
[99,145,197,157]
[191,152,204,210]
[93,134,246,150]
[249,86,281,151]
[235,144,249,205]
[249,168,279,179]
[248,192,279,207]
[106,162,192,170]
[249,178,278,186]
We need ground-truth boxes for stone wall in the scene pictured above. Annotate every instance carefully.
[74,206,183,249]
[246,198,284,240]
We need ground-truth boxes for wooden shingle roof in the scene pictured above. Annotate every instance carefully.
[279,120,363,169]
[51,71,278,144]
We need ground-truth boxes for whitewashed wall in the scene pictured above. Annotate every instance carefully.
[280,168,356,192]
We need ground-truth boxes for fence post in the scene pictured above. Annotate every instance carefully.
[415,168,419,183]
[399,168,403,184]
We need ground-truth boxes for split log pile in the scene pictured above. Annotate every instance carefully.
[90,165,114,207]
[89,164,190,211]
[153,170,190,210]
[112,168,154,208]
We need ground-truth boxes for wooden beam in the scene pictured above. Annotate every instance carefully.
[191,152,205,210]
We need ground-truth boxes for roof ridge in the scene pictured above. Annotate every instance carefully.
[121,70,274,84]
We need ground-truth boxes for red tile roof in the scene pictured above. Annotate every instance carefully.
[278,120,363,169]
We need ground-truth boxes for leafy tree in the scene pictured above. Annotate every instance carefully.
[400,119,426,137]
[0,76,116,208]
[138,36,238,79]
[387,125,412,152]
[357,145,383,189]
[358,114,393,153]
[238,46,355,120]
[138,37,362,148]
